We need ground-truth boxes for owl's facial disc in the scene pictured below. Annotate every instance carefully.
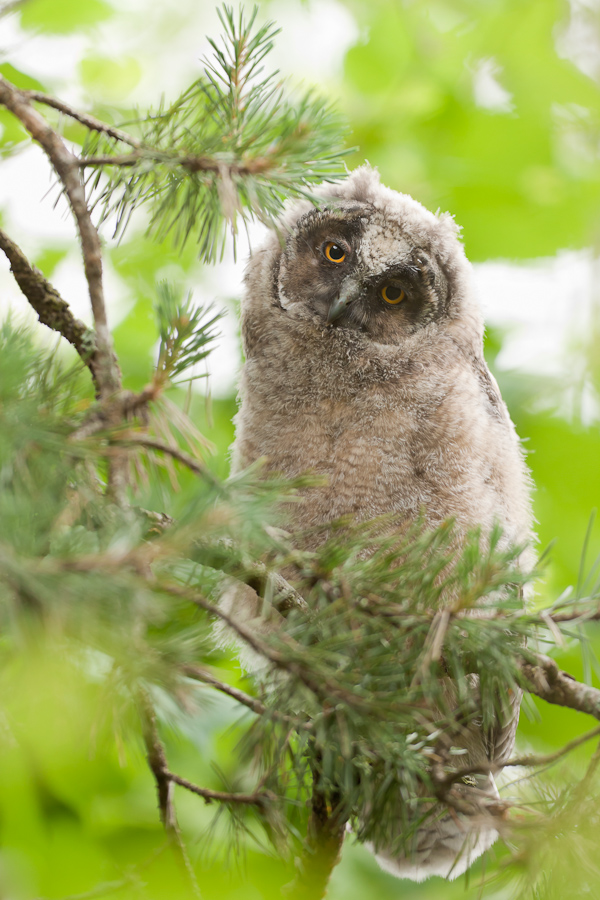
[277,205,447,342]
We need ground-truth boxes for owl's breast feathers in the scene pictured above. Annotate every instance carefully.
[234,311,532,552]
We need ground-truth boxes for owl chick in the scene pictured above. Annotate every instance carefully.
[230,165,534,881]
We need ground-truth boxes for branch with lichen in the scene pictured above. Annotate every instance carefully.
[0,227,98,378]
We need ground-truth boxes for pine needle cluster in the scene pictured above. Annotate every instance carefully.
[83,6,349,261]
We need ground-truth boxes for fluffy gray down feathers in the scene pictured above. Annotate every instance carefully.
[228,165,534,881]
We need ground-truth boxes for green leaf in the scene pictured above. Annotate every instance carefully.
[19,0,113,34]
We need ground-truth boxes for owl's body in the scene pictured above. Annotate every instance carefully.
[231,167,534,880]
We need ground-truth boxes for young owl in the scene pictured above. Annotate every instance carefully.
[230,165,534,881]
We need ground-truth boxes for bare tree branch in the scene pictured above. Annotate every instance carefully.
[26,91,141,148]
[541,608,600,624]
[0,227,98,377]
[520,653,600,720]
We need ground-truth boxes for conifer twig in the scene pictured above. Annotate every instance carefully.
[163,581,361,708]
[77,151,289,175]
[541,608,600,623]
[0,227,98,377]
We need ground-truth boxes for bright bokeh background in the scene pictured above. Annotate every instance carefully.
[1,1,600,897]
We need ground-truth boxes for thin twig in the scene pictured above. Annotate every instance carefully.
[182,664,318,730]
[541,608,600,623]
[169,772,275,807]
[506,723,600,768]
[76,151,277,175]
[138,693,201,898]
[442,723,600,789]
[26,91,141,148]
[182,665,267,715]
[0,227,98,378]
[110,432,219,486]
[162,581,357,708]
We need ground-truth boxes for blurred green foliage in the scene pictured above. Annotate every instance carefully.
[1,0,600,898]
[343,0,600,261]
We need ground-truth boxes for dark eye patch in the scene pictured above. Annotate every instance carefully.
[292,207,367,254]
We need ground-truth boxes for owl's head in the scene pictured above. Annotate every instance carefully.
[245,166,483,353]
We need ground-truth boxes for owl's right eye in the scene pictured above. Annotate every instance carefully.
[323,242,347,264]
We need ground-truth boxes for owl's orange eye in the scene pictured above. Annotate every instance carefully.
[324,242,346,264]
[381,284,405,305]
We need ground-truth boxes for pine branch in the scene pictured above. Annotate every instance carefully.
[0,227,98,378]
[541,608,600,623]
[507,723,600,768]
[164,581,371,711]
[77,150,288,174]
[83,4,349,261]
[182,664,319,730]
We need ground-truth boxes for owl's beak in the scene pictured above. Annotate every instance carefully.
[327,279,361,324]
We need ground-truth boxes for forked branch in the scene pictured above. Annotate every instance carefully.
[0,75,120,402]
[139,693,200,897]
